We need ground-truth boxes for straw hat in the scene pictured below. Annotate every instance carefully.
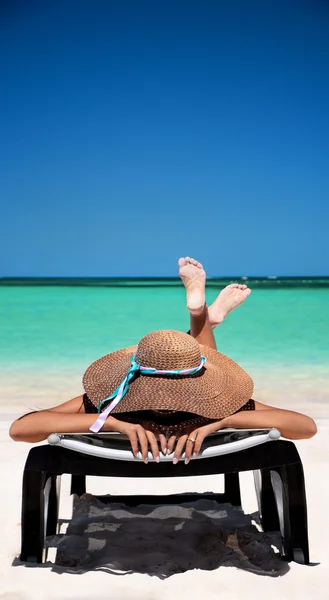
[83,330,254,420]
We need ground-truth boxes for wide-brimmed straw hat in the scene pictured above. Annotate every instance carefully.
[83,330,254,429]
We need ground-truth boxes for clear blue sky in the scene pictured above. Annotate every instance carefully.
[1,0,328,277]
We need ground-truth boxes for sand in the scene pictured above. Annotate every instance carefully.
[1,374,329,599]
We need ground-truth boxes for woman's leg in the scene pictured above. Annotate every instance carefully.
[178,257,217,349]
[189,304,217,349]
[178,257,251,349]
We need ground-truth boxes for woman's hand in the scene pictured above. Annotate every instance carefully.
[167,419,229,463]
[106,418,166,463]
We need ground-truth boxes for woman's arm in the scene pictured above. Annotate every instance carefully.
[9,396,119,443]
[9,396,163,462]
[175,400,317,462]
[223,401,317,440]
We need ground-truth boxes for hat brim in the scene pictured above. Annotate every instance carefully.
[83,343,254,420]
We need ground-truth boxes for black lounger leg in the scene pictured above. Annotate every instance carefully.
[46,474,60,537]
[70,474,86,496]
[224,472,241,507]
[20,469,46,563]
[257,468,280,532]
[279,463,310,564]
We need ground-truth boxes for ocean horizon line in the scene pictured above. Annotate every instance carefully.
[1,275,329,279]
[1,276,329,288]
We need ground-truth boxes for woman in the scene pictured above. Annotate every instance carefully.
[10,257,317,463]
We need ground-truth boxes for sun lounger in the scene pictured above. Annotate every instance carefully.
[19,427,310,566]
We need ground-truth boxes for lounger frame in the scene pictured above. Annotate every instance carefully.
[19,429,310,566]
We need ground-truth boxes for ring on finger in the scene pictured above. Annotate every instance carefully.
[187,437,196,443]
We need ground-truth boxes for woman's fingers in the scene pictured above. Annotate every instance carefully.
[184,431,198,462]
[128,423,218,463]
[166,435,177,455]
[173,434,188,463]
[158,433,167,455]
[128,426,161,463]
[128,430,140,458]
[136,426,149,463]
[145,429,160,462]
[193,430,207,457]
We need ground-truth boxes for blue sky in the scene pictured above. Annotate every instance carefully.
[1,0,328,277]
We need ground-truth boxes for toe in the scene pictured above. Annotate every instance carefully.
[178,257,186,266]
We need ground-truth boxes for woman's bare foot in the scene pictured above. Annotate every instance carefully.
[178,257,206,316]
[208,283,251,328]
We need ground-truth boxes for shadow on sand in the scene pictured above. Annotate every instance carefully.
[13,493,290,578]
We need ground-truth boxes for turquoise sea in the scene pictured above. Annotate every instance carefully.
[1,278,328,372]
[1,278,328,413]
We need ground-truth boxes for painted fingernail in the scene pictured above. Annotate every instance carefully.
[162,448,167,455]
[173,458,178,465]
[144,458,148,464]
[155,456,160,463]
[193,452,197,458]
[184,458,190,465]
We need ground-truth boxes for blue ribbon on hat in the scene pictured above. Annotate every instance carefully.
[89,353,206,433]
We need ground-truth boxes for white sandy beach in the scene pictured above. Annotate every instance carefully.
[1,372,329,600]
